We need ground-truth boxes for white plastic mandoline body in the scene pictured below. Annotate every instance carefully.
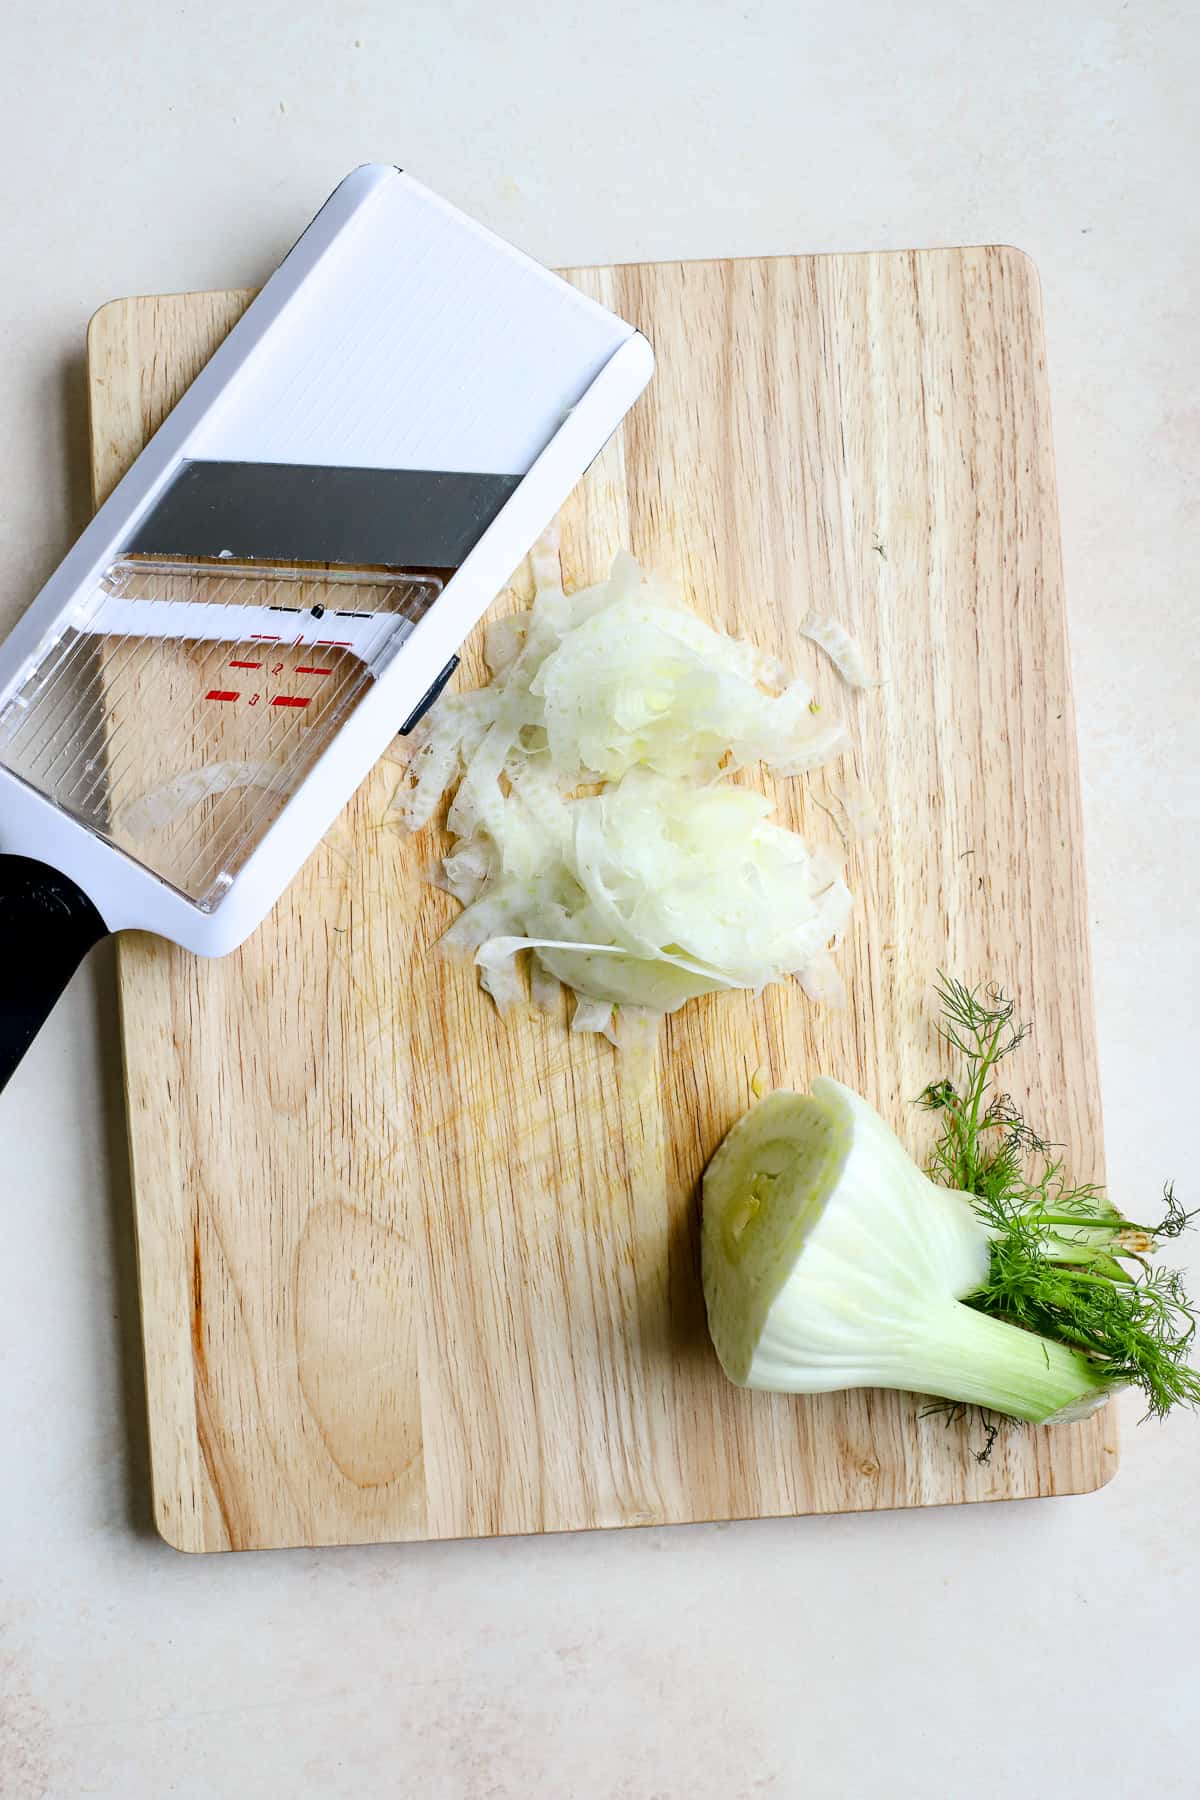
[0,165,653,954]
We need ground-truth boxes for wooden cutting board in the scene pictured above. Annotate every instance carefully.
[88,249,1116,1552]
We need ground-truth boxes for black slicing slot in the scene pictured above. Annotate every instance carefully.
[398,657,460,736]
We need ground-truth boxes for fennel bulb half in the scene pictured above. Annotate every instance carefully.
[701,1078,1113,1423]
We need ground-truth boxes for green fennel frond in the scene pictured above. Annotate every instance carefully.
[920,1399,1004,1465]
[921,975,1200,1420]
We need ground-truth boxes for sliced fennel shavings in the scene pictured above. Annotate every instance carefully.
[393,534,865,1039]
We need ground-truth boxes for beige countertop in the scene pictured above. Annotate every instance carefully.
[1,4,1196,1795]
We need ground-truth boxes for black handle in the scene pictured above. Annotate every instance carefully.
[0,855,108,1094]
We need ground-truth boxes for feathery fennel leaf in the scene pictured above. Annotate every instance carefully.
[920,975,1200,1420]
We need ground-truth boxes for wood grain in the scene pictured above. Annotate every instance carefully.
[87,252,1117,1552]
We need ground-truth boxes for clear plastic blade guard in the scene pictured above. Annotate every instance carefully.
[0,557,444,915]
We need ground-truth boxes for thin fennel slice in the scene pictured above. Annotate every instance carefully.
[798,611,874,689]
[118,760,293,840]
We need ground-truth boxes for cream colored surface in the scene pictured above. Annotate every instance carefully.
[89,255,1111,1553]
[1,0,1196,1792]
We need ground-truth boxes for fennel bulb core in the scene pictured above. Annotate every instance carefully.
[701,1078,1113,1423]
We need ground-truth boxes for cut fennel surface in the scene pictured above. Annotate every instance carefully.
[701,1079,1113,1423]
[393,541,860,1039]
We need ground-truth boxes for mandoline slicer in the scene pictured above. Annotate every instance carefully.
[0,163,653,1090]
